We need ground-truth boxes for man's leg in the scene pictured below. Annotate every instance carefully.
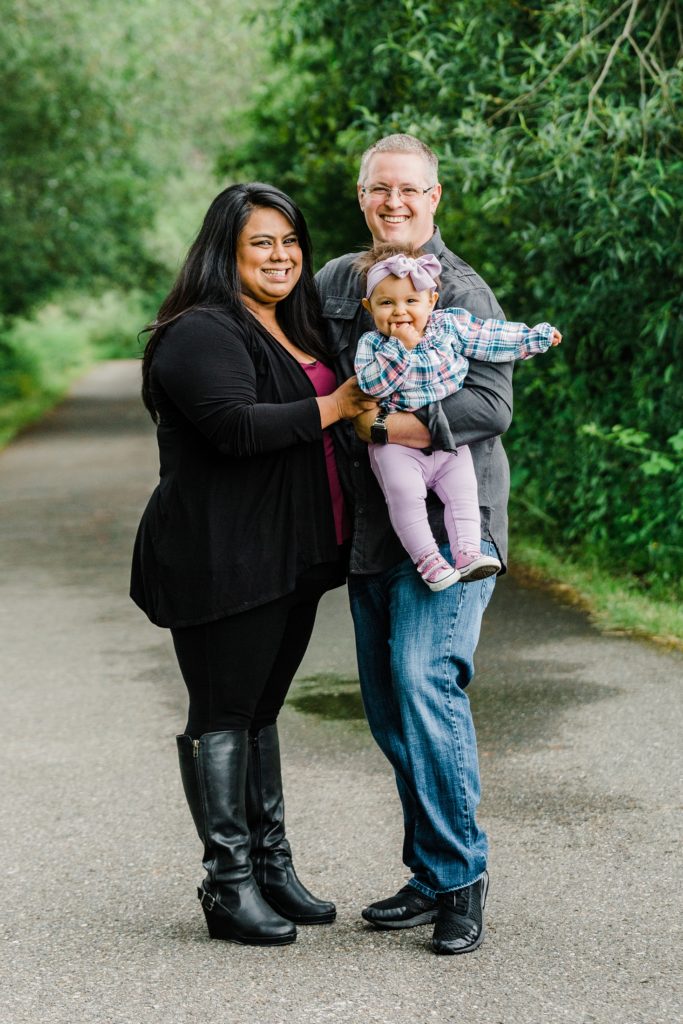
[349,546,497,899]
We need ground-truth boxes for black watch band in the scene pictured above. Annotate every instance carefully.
[370,411,389,445]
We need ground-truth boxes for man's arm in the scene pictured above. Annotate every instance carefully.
[418,359,513,448]
[353,359,513,448]
[353,408,432,447]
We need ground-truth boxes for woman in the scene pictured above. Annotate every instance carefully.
[130,183,375,946]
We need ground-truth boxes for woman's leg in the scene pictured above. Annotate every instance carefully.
[171,596,294,736]
[171,598,303,944]
[176,729,296,945]
[250,582,324,731]
[245,581,336,924]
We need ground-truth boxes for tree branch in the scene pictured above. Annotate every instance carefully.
[487,0,632,124]
[581,0,641,136]
[642,0,672,56]
[675,0,683,50]
[628,34,664,85]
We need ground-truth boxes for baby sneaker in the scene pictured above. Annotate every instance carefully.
[416,551,460,592]
[455,549,501,583]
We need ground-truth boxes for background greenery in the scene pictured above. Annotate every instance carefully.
[221,0,683,605]
[1,0,260,433]
[2,0,681,615]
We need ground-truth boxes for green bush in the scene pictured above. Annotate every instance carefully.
[1,9,160,319]
[222,0,683,600]
[0,291,151,444]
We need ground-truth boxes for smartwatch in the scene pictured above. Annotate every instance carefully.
[370,411,389,445]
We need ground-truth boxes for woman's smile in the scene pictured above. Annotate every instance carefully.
[236,206,302,306]
[261,266,292,279]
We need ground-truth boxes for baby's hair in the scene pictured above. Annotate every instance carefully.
[353,243,441,290]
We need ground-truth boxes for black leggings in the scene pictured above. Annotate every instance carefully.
[171,579,328,736]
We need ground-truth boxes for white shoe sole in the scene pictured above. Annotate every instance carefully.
[457,557,501,583]
[423,570,460,592]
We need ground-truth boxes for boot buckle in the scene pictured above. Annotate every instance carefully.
[198,889,216,912]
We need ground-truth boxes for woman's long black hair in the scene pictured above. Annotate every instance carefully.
[141,182,328,420]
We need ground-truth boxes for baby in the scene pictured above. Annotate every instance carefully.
[354,245,562,591]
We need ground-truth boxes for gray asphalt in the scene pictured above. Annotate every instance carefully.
[0,360,681,1024]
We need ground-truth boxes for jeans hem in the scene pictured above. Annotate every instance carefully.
[408,868,488,900]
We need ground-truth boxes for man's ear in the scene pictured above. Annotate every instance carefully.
[430,183,442,214]
[361,297,372,313]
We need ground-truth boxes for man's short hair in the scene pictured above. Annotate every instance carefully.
[358,134,439,185]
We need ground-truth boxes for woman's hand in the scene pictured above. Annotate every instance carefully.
[317,376,377,428]
[334,377,378,419]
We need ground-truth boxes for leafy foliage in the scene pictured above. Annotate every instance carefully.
[0,5,159,317]
[0,290,150,445]
[222,0,683,599]
[0,0,262,436]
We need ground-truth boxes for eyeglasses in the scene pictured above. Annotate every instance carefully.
[360,184,435,201]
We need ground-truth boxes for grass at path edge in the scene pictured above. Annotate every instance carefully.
[510,533,683,652]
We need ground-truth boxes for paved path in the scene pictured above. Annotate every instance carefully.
[0,361,681,1024]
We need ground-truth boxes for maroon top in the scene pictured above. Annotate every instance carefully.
[300,360,350,545]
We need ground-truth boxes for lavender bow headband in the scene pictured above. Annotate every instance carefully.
[366,253,442,298]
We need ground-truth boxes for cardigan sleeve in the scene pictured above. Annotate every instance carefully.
[152,311,323,457]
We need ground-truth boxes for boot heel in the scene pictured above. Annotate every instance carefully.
[202,905,239,941]
[198,887,296,945]
[197,888,230,940]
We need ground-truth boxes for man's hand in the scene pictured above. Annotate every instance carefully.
[389,323,422,350]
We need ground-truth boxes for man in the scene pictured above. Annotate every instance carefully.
[315,134,512,955]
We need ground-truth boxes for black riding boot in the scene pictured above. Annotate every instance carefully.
[246,724,336,924]
[177,730,296,945]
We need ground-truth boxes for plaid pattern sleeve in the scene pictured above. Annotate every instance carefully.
[354,310,557,412]
[354,328,468,411]
[435,308,555,361]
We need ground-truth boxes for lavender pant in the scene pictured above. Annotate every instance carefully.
[369,443,481,563]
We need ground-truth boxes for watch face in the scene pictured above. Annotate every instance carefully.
[370,418,388,444]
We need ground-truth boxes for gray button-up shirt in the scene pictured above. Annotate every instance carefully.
[315,227,513,575]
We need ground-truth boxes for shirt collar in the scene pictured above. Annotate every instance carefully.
[421,226,445,258]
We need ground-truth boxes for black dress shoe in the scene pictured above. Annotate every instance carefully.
[361,884,438,929]
[431,871,489,955]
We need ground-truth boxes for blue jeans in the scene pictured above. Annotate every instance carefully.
[348,542,497,897]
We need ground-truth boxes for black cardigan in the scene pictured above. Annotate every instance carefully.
[130,308,341,627]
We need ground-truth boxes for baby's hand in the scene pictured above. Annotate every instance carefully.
[550,329,562,347]
[389,322,422,350]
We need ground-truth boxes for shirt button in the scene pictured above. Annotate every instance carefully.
[357,506,365,514]
[353,460,360,468]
